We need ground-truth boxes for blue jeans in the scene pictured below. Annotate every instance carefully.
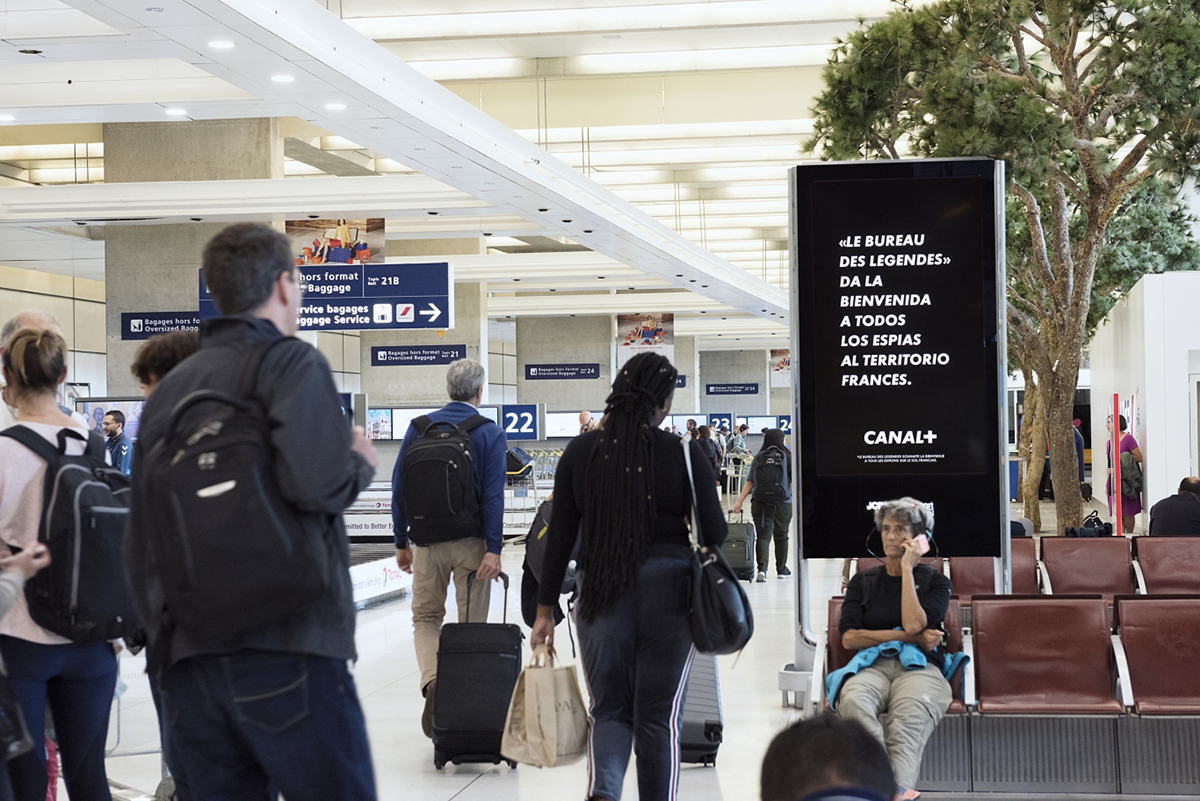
[0,636,117,801]
[161,651,376,801]
[576,555,696,801]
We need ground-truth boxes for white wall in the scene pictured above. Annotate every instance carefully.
[1089,274,1200,529]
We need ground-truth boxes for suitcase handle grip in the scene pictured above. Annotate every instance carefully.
[465,570,509,622]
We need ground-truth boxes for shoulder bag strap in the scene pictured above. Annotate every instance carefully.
[681,436,702,552]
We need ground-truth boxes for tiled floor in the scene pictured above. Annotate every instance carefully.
[97,499,1167,800]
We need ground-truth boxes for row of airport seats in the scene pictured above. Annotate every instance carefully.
[813,585,1200,792]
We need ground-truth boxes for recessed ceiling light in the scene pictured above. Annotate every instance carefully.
[164,108,188,116]
[145,6,165,11]
[324,102,346,110]
[271,75,295,83]
[18,49,41,55]
[209,40,234,49]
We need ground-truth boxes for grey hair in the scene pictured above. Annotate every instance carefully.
[873,497,934,534]
[1,311,61,349]
[446,358,485,402]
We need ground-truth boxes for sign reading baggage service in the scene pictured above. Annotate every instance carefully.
[525,363,600,380]
[793,159,1005,558]
[370,345,465,366]
[198,262,453,332]
[120,312,200,340]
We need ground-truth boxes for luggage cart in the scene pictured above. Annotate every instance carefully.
[504,466,540,533]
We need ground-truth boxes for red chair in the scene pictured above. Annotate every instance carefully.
[1115,596,1200,714]
[946,557,995,602]
[1010,537,1040,594]
[1132,537,1200,594]
[1040,537,1135,601]
[972,597,1122,714]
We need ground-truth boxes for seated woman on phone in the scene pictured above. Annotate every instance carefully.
[831,497,953,801]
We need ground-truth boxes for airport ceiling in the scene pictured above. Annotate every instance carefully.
[0,0,907,350]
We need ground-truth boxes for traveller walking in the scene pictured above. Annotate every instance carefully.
[733,428,794,581]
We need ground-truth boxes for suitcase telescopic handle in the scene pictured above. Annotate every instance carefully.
[465,570,509,623]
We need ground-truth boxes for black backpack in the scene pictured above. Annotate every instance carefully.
[138,339,329,643]
[0,426,140,643]
[402,414,488,545]
[752,446,789,504]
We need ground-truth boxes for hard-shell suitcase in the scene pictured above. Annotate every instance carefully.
[722,511,756,581]
[432,571,522,770]
[506,447,534,482]
[679,651,723,765]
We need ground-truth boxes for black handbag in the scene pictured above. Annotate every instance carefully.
[0,673,33,761]
[682,437,753,655]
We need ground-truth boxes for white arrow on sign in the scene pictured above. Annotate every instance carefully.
[419,303,442,323]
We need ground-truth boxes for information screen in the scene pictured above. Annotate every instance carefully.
[545,411,605,438]
[793,160,1005,558]
[76,398,145,441]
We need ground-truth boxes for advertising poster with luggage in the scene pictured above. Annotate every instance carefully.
[770,349,791,388]
[286,218,385,265]
[616,312,673,367]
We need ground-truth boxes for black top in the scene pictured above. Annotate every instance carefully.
[1149,492,1200,537]
[126,315,373,674]
[537,427,728,607]
[840,564,952,668]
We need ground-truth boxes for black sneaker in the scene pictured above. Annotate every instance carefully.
[778,567,792,578]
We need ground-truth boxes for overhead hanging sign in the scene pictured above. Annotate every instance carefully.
[198,262,454,332]
[793,158,1006,558]
[370,345,465,366]
[525,363,600,380]
[706,383,759,395]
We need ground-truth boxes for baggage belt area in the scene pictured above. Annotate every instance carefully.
[346,484,411,607]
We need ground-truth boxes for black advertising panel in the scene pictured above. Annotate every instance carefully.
[792,160,1005,558]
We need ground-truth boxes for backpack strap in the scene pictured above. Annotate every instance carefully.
[414,413,489,437]
[459,414,490,433]
[0,424,60,462]
[412,415,434,436]
[79,430,105,460]
[236,337,293,400]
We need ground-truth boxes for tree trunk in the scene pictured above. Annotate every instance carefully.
[1019,379,1045,532]
[1047,377,1083,534]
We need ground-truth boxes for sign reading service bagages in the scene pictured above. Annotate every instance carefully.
[370,345,465,366]
[792,159,1006,558]
[121,312,200,340]
[198,262,453,332]
[525,364,600,380]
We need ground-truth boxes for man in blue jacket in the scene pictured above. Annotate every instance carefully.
[392,358,507,738]
[102,409,132,474]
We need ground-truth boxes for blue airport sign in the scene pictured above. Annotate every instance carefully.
[370,345,465,366]
[199,262,453,332]
[706,383,760,395]
[121,311,199,341]
[525,363,600,380]
[676,375,687,388]
[708,413,732,431]
[501,404,541,440]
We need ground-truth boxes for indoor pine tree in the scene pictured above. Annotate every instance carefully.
[806,0,1200,531]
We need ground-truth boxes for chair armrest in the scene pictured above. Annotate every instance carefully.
[808,628,829,718]
[962,633,976,708]
[1132,559,1147,595]
[1111,633,1135,711]
[1038,559,1053,594]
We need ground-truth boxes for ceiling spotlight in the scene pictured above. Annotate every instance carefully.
[18,49,41,55]
[324,102,346,110]
[145,6,165,11]
[208,40,234,49]
[271,74,295,83]
[164,108,188,116]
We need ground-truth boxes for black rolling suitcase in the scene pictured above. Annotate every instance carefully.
[506,447,533,483]
[679,652,723,765]
[722,511,756,581]
[432,571,522,769]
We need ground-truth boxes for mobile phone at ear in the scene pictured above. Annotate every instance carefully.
[913,534,930,555]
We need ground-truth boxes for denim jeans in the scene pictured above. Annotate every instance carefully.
[0,636,117,801]
[161,651,376,801]
[576,555,695,801]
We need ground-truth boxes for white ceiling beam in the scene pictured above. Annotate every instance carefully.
[488,291,735,317]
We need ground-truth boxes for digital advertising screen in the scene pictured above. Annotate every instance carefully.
[76,398,145,441]
[792,159,1006,558]
[544,411,605,438]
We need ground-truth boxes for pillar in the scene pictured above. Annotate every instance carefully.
[103,119,281,394]
[699,349,770,417]
[673,334,701,414]
[516,316,613,412]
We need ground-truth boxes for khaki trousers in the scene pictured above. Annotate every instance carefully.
[837,656,952,789]
[411,538,491,691]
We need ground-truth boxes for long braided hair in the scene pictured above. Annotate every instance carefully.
[577,352,678,621]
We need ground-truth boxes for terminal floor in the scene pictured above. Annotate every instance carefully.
[98,500,1165,801]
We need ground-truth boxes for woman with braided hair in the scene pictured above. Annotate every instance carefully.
[532,352,726,801]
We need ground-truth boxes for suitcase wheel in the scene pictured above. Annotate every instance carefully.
[434,750,447,770]
[507,760,518,770]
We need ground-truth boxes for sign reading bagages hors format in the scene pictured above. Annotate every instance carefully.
[792,159,1006,558]
[199,262,453,332]
[120,312,200,341]
[525,364,600,380]
[706,383,759,395]
[370,345,465,366]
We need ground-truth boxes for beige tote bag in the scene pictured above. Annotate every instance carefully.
[501,644,589,768]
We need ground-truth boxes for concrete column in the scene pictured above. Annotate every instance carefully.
[673,334,701,414]
[359,281,489,406]
[103,119,281,394]
[516,316,613,412]
[699,349,770,417]
[770,384,792,415]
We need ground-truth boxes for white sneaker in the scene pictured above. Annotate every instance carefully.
[756,571,767,583]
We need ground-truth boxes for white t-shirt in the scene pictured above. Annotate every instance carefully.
[0,421,96,644]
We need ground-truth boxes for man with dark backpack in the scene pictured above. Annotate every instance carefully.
[125,223,380,801]
[391,358,507,738]
[733,429,794,582]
